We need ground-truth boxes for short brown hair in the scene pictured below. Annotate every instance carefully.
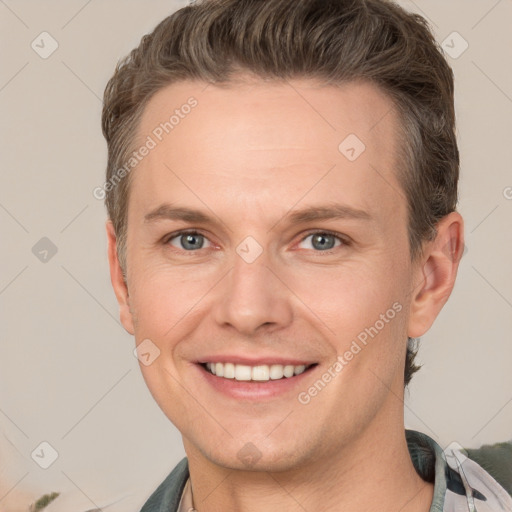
[101,0,459,386]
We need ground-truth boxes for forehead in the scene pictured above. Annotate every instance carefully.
[129,78,405,230]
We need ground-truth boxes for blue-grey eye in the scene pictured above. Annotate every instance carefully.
[298,232,342,251]
[168,231,210,250]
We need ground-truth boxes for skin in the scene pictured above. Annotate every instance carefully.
[107,77,464,512]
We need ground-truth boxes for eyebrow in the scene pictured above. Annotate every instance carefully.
[283,203,372,225]
[144,204,212,224]
[143,202,373,228]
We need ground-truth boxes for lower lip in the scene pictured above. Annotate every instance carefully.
[196,363,316,401]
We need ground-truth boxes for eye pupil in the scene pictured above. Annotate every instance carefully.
[312,233,335,250]
[182,233,204,250]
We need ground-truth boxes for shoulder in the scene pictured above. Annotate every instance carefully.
[406,430,512,512]
[466,441,512,496]
[444,446,512,512]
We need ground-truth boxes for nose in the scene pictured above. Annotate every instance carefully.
[212,248,293,335]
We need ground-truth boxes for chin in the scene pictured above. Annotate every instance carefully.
[194,438,309,473]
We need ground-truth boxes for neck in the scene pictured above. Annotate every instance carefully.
[184,397,434,512]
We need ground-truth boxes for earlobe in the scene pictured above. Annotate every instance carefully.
[408,212,465,338]
[106,220,135,335]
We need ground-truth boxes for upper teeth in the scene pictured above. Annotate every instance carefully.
[205,362,308,381]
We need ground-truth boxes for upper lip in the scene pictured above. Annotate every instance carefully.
[197,355,317,366]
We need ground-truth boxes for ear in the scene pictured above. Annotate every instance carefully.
[106,220,135,335]
[408,212,465,338]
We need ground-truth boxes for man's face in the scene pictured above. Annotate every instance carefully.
[120,78,420,470]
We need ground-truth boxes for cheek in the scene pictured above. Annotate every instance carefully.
[286,255,411,395]
[285,258,407,338]
[128,263,209,423]
[127,258,214,339]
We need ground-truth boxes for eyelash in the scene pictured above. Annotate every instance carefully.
[163,229,350,255]
[300,229,351,253]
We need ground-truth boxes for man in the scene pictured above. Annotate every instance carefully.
[101,0,512,510]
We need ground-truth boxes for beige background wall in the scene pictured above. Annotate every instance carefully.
[1,1,511,510]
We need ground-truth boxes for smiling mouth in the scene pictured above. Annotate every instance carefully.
[200,362,317,382]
